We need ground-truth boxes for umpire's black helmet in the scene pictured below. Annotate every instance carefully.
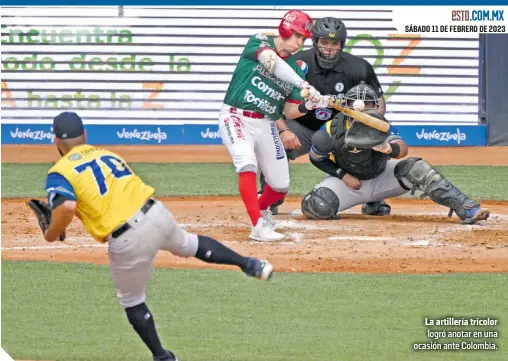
[312,17,347,69]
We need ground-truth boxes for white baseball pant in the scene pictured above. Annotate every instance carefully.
[107,199,199,308]
[218,104,290,192]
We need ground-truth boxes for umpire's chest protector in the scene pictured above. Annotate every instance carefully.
[328,114,389,180]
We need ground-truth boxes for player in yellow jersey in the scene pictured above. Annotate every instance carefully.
[39,112,273,361]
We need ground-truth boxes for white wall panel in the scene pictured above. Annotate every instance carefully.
[1,6,480,125]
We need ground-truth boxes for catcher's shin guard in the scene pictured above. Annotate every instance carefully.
[394,158,489,224]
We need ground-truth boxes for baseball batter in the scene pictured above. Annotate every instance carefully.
[37,112,274,361]
[259,17,390,217]
[301,83,491,225]
[219,9,329,242]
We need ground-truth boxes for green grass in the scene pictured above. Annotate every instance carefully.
[2,163,508,200]
[2,261,507,361]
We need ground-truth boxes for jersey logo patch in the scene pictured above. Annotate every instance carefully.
[296,60,308,75]
[270,123,285,160]
[348,147,363,154]
[335,82,344,92]
[68,153,82,161]
[315,108,332,121]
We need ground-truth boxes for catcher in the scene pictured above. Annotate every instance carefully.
[28,111,274,361]
[301,82,491,225]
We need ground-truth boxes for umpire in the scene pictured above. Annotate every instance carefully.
[262,17,390,216]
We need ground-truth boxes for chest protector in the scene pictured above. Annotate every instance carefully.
[328,114,389,180]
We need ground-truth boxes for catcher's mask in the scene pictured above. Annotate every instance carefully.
[312,17,347,69]
[344,81,379,111]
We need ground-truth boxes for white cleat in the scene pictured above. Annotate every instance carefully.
[249,217,285,242]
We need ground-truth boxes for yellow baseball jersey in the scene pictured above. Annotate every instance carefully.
[45,144,155,243]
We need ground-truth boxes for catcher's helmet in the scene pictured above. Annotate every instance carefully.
[312,17,347,69]
[278,10,313,39]
[344,81,380,110]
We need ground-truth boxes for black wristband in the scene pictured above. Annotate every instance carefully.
[278,127,290,135]
[388,142,401,158]
[298,102,309,114]
[335,168,346,180]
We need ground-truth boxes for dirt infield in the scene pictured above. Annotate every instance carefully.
[2,145,508,275]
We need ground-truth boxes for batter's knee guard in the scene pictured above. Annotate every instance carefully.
[394,157,486,223]
[301,187,340,220]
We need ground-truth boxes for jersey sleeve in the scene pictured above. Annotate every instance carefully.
[309,128,334,162]
[45,172,76,208]
[242,34,275,62]
[287,60,305,104]
[366,62,384,96]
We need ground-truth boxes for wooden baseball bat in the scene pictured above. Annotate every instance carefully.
[300,89,390,133]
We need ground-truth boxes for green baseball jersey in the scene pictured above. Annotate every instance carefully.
[223,34,305,121]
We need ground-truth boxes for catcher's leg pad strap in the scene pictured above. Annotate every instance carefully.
[301,187,340,220]
[394,158,479,218]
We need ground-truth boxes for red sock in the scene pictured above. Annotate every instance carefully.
[238,171,261,226]
[259,184,287,211]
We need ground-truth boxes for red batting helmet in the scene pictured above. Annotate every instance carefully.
[278,10,313,39]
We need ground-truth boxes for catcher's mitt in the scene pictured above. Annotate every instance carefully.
[344,110,389,149]
[27,199,65,241]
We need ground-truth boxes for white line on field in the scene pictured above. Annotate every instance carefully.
[402,240,432,247]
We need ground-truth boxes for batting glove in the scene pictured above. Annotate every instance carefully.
[299,81,321,102]
[305,95,331,110]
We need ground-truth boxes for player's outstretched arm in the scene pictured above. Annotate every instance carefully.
[283,96,331,120]
[45,200,76,242]
[258,49,320,101]
[258,48,303,87]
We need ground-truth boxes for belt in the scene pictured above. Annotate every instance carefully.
[228,106,264,119]
[109,198,156,240]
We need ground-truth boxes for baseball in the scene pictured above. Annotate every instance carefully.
[353,99,365,111]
